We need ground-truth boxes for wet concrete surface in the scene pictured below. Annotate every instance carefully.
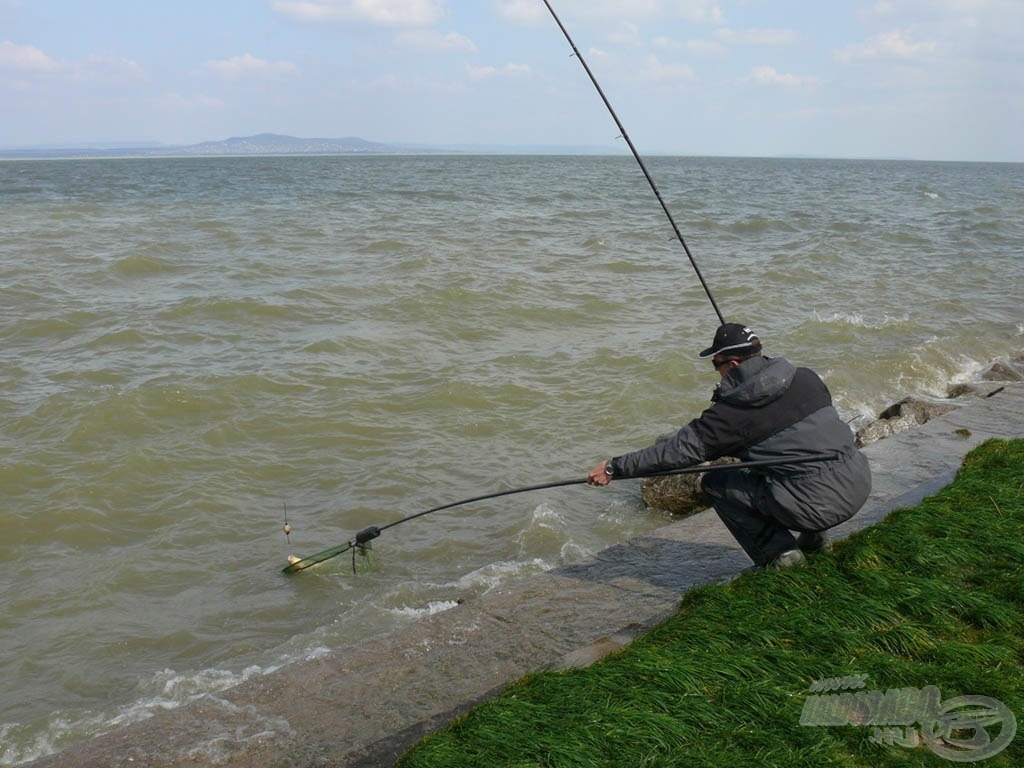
[27,382,1024,768]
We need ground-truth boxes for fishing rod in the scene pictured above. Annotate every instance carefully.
[281,452,837,573]
[541,0,725,326]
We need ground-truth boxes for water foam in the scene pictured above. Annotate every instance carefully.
[0,656,322,766]
[455,558,552,593]
[386,600,462,620]
[811,310,911,329]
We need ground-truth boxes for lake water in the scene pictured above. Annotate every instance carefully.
[1,154,1022,763]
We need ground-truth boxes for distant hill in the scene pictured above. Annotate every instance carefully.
[174,133,400,156]
[0,134,426,159]
[0,133,623,159]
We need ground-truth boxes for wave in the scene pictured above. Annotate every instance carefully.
[358,238,415,254]
[82,326,148,349]
[454,558,552,594]
[726,216,798,234]
[385,600,461,621]
[112,254,177,277]
[810,310,912,330]
[0,658,315,766]
[157,296,299,323]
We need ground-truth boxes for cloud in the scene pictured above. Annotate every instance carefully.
[674,0,724,24]
[497,0,723,25]
[465,62,531,81]
[0,41,60,72]
[639,54,696,83]
[200,53,298,79]
[715,27,799,46]
[745,65,820,87]
[835,30,938,63]
[492,0,542,23]
[589,0,722,24]
[657,26,797,60]
[270,0,446,25]
[858,0,896,19]
[394,28,477,52]
[1,42,146,87]
[673,37,728,57]
[651,34,728,57]
[651,35,682,51]
[75,54,147,82]
[608,22,641,47]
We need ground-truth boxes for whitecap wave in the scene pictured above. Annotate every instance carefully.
[386,600,461,620]
[559,540,593,563]
[811,310,911,329]
[455,558,551,593]
[0,650,334,768]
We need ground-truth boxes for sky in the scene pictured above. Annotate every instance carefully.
[1,0,1021,161]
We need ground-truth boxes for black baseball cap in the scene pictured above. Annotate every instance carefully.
[698,323,760,359]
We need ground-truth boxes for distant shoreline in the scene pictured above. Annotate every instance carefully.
[0,132,629,160]
[7,151,1010,164]
[1,132,1003,162]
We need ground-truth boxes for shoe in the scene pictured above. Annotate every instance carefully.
[797,531,831,554]
[742,548,807,574]
[765,549,806,571]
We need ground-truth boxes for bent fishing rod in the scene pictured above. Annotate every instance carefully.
[541,0,725,326]
[281,452,837,573]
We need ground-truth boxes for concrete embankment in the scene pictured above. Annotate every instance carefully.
[28,382,1024,768]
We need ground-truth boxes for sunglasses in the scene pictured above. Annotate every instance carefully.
[712,358,735,370]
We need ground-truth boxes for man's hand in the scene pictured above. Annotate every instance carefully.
[587,460,612,486]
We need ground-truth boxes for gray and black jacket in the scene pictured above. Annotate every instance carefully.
[608,356,871,527]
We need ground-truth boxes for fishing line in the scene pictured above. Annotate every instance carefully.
[541,0,725,325]
[281,452,837,573]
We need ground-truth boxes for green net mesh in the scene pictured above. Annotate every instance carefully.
[282,540,374,574]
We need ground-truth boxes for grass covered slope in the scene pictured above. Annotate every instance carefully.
[399,439,1024,767]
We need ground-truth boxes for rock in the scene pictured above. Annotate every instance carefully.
[947,383,978,398]
[640,457,737,516]
[875,397,955,423]
[982,361,1024,382]
[855,417,910,447]
[855,396,957,447]
[947,382,1010,399]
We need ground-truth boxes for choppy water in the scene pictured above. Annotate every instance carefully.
[1,154,1022,763]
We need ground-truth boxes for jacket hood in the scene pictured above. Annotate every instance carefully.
[713,356,796,407]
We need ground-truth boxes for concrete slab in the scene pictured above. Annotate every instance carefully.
[26,383,1024,768]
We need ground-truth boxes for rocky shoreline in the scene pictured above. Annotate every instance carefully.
[642,354,1024,515]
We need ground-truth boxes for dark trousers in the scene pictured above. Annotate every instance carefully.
[702,469,819,567]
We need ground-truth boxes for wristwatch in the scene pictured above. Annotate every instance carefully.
[604,459,615,478]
